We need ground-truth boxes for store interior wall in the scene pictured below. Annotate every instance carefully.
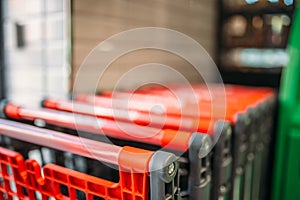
[72,0,218,93]
[3,0,70,107]
[2,0,218,105]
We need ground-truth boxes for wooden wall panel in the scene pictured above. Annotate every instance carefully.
[72,0,217,92]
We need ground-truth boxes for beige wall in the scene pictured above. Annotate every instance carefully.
[72,0,217,92]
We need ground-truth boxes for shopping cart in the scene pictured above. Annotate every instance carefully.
[0,119,180,200]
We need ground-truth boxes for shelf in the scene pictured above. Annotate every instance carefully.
[222,6,294,17]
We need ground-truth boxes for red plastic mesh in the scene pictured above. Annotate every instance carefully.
[0,147,150,200]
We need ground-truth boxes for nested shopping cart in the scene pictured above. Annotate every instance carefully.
[0,83,276,200]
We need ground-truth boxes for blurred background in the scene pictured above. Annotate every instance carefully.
[0,0,295,105]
